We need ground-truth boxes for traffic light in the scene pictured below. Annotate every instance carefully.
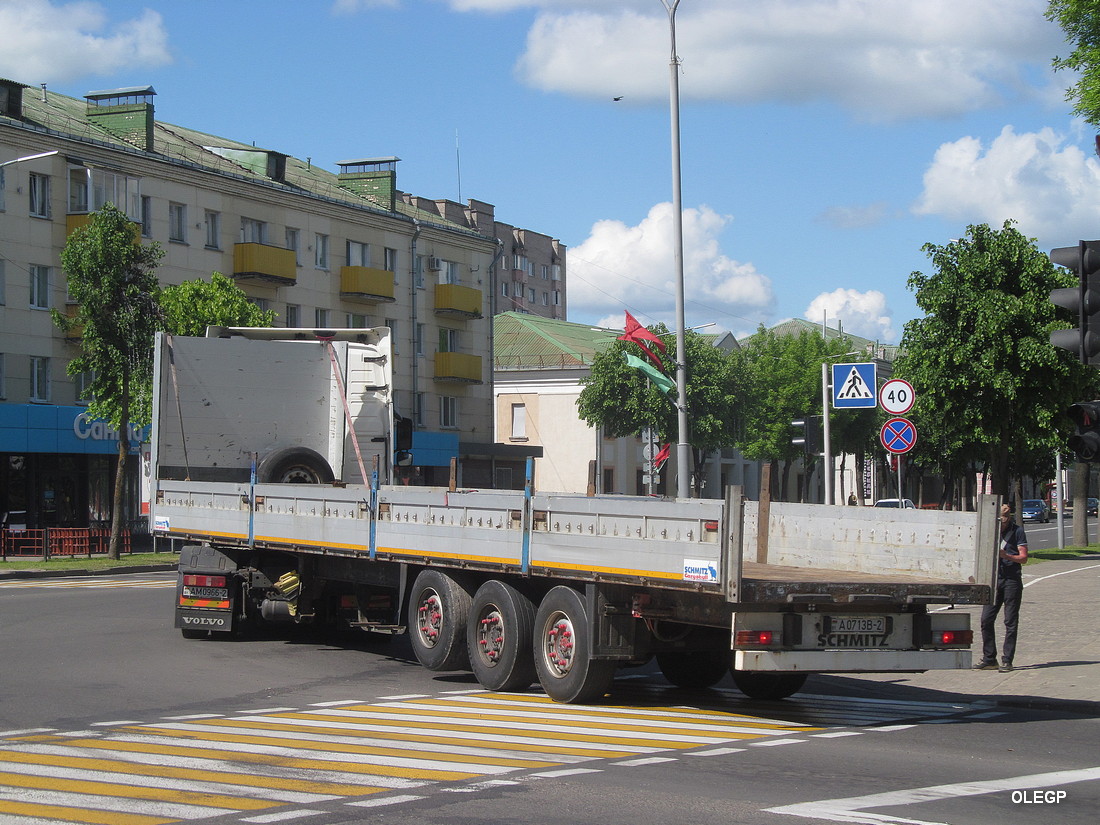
[1067,402,1100,462]
[1049,240,1100,365]
[791,415,823,455]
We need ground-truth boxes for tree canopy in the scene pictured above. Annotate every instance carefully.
[894,221,1098,498]
[160,271,275,336]
[1048,0,1100,126]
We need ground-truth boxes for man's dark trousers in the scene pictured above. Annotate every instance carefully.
[980,576,1022,665]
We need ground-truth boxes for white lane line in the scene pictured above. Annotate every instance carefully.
[346,794,425,808]
[749,738,808,747]
[612,757,678,767]
[812,732,865,739]
[687,748,746,757]
[765,766,1100,823]
[0,728,55,737]
[241,811,327,823]
[530,768,603,778]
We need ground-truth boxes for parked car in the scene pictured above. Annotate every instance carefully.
[1020,499,1050,523]
[873,498,916,509]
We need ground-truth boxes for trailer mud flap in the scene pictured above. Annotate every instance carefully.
[176,610,233,632]
[176,544,237,633]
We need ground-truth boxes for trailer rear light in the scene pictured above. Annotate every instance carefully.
[183,574,226,588]
[735,630,775,647]
[934,629,972,646]
[703,521,719,532]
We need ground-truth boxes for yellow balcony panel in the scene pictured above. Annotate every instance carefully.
[233,242,297,285]
[340,266,396,303]
[434,283,483,319]
[66,213,142,242]
[434,351,483,384]
[61,303,83,341]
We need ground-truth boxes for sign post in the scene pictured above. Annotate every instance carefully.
[880,416,917,504]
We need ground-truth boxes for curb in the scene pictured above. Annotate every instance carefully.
[0,564,177,580]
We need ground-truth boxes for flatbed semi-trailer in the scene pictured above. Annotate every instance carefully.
[151,329,995,703]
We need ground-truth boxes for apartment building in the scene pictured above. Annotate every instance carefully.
[0,78,559,531]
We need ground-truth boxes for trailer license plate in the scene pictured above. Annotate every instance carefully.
[830,616,886,633]
[183,585,229,599]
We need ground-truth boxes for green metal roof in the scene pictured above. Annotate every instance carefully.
[494,312,620,370]
[0,79,478,236]
[740,318,898,360]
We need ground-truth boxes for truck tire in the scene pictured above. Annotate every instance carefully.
[657,650,731,689]
[730,670,808,700]
[256,447,334,484]
[533,586,615,704]
[467,580,537,692]
[408,569,474,671]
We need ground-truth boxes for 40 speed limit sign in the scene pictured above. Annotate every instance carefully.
[878,378,915,416]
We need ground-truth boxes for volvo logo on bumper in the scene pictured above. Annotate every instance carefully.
[182,616,227,627]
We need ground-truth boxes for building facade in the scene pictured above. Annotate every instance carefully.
[0,78,564,530]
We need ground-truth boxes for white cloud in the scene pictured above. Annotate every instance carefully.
[511,0,1064,121]
[913,125,1100,244]
[568,202,774,330]
[805,289,896,342]
[0,0,170,82]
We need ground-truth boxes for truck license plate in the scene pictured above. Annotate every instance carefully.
[830,616,886,633]
[182,585,229,599]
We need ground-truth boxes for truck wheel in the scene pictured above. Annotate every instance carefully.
[256,447,334,484]
[657,650,731,689]
[730,671,808,700]
[534,586,615,704]
[408,569,474,671]
[467,580,537,692]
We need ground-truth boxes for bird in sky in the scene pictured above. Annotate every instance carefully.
[613,96,623,101]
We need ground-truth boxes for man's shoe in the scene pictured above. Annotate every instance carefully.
[974,660,998,670]
[999,662,1013,673]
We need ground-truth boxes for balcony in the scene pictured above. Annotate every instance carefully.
[434,284,483,319]
[434,351,483,384]
[232,242,296,286]
[66,213,141,242]
[340,266,396,304]
[62,303,83,341]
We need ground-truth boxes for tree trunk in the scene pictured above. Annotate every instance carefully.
[108,372,130,561]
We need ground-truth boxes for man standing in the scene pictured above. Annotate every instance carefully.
[975,503,1028,673]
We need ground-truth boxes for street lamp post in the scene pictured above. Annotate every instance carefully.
[0,150,59,168]
[662,0,690,499]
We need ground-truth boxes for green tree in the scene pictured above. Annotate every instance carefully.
[1047,0,1100,126]
[55,204,164,559]
[895,221,1097,503]
[160,271,275,335]
[737,327,873,501]
[577,324,747,494]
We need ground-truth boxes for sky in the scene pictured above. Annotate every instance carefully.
[0,0,1094,344]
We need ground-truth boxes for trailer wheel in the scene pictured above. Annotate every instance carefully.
[408,570,474,671]
[467,580,537,692]
[730,670,808,700]
[657,650,731,689]
[256,447,334,484]
[534,586,615,704]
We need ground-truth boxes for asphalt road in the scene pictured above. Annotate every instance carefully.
[0,573,1097,825]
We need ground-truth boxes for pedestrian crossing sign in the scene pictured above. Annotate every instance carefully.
[832,362,877,409]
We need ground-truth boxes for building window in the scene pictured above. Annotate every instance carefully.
[501,282,510,297]
[30,356,50,402]
[510,404,527,440]
[285,303,300,327]
[347,240,369,268]
[70,168,141,219]
[29,264,49,309]
[346,312,368,328]
[384,318,398,353]
[29,172,51,218]
[240,217,267,244]
[414,255,425,288]
[441,261,459,285]
[541,264,549,280]
[527,288,535,302]
[204,210,221,249]
[68,167,89,212]
[440,396,458,428]
[541,291,549,306]
[169,202,186,242]
[553,290,561,306]
[415,323,425,356]
[140,196,152,237]
[249,297,268,313]
[384,247,398,273]
[315,233,329,269]
[286,228,300,265]
[314,307,330,327]
[551,264,562,281]
[76,370,95,404]
[414,392,425,427]
[438,328,458,353]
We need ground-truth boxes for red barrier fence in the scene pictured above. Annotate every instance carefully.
[1,528,133,559]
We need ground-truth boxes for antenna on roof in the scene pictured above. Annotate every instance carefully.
[455,129,463,203]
